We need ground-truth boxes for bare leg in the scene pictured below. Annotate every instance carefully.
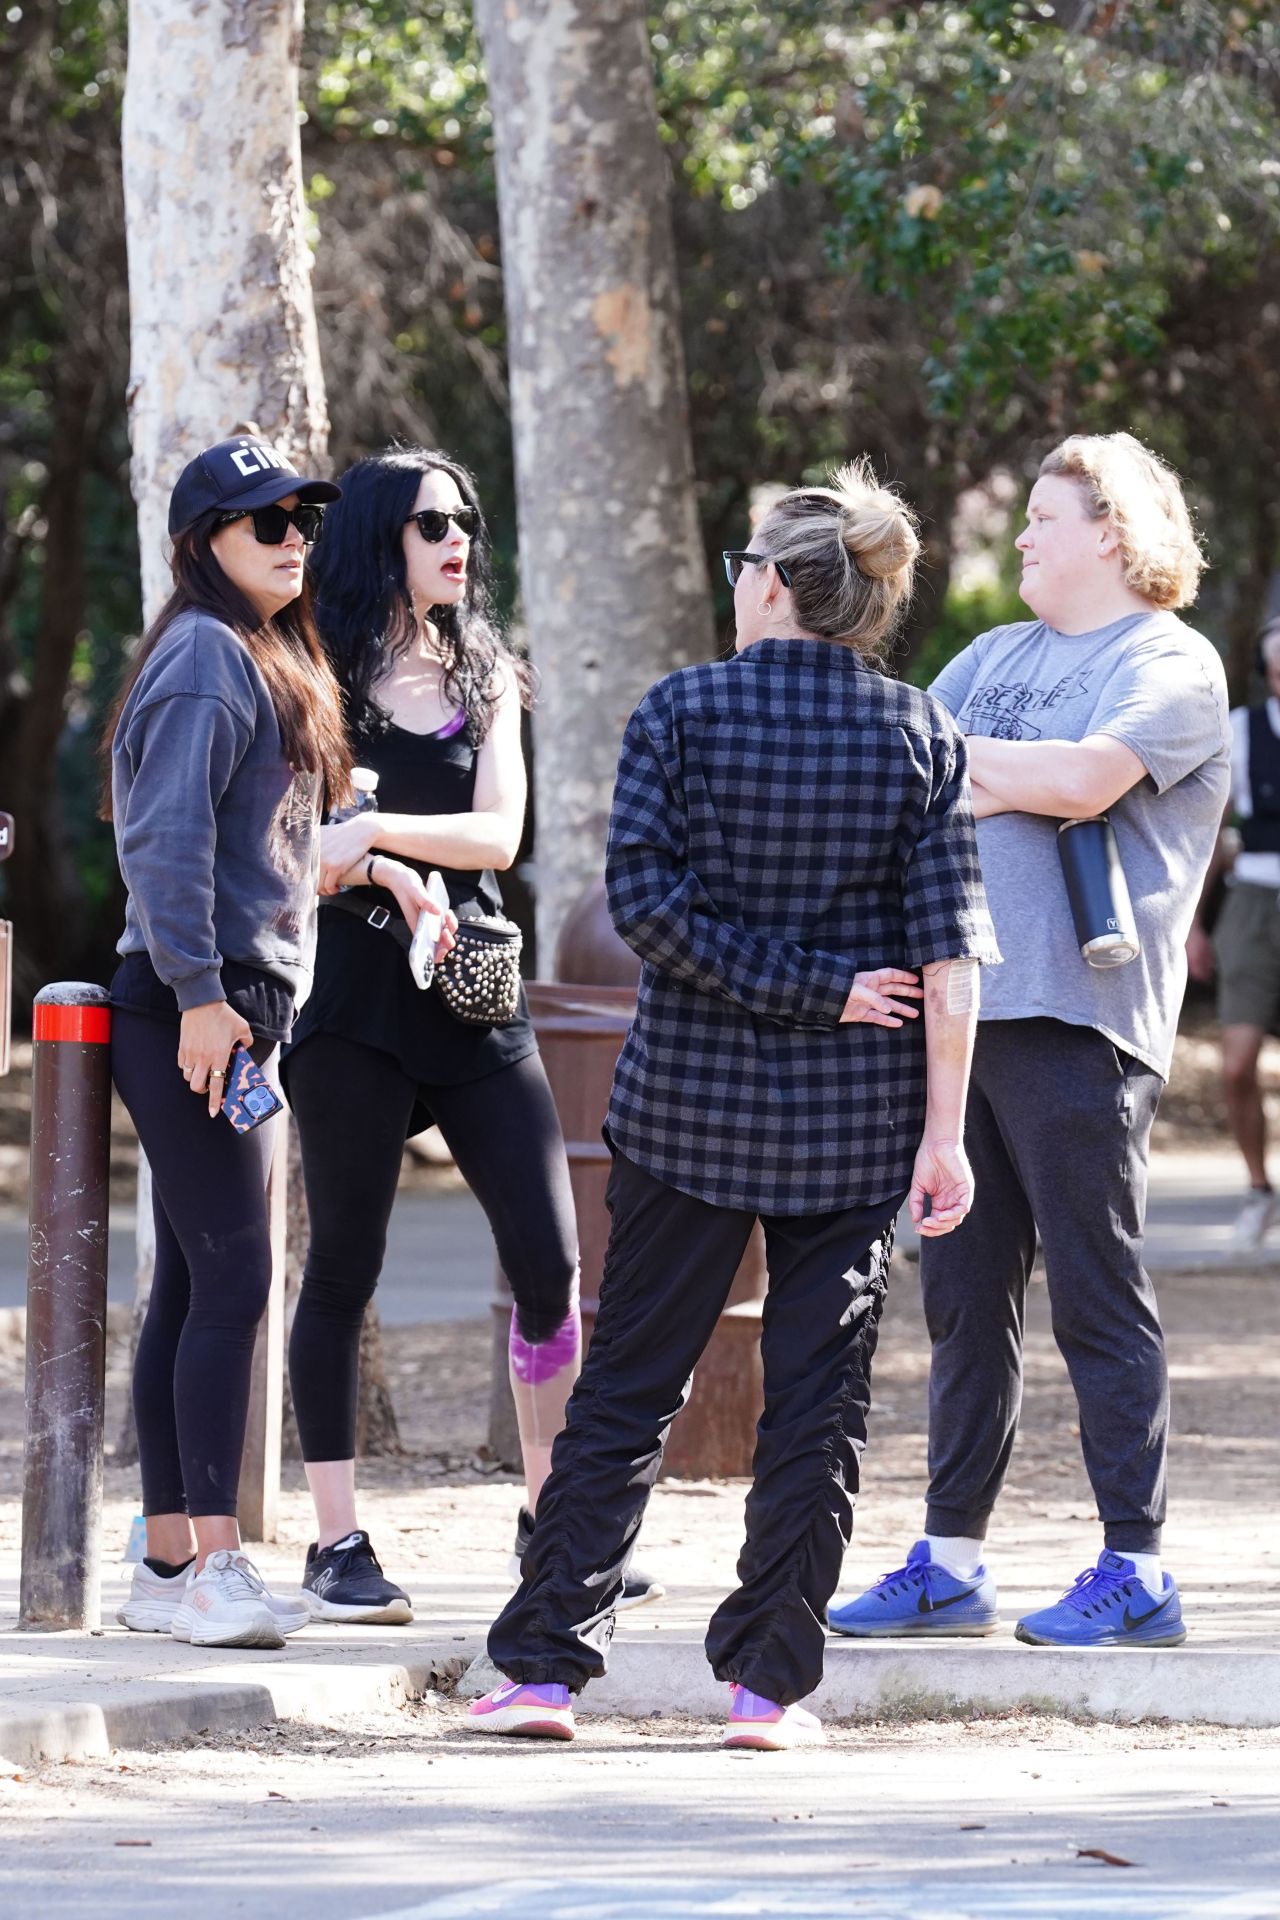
[190,1516,241,1572]
[1222,1022,1269,1188]
[509,1298,582,1513]
[304,1459,360,1549]
[144,1513,197,1566]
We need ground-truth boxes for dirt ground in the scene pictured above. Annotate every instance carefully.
[1,1254,1275,1602]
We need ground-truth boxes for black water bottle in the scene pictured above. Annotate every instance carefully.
[1057,815,1141,968]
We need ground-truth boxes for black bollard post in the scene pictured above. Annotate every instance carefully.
[20,982,112,1630]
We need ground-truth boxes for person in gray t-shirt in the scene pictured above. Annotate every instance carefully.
[831,433,1229,1651]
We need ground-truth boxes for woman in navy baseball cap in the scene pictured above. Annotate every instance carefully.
[166,433,342,536]
[100,433,450,1650]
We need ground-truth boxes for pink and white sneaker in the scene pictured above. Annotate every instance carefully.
[723,1684,826,1751]
[467,1679,576,1740]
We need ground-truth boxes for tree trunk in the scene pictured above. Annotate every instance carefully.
[118,0,400,1463]
[122,0,329,620]
[474,0,715,962]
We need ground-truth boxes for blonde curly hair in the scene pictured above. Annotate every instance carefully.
[1038,433,1206,611]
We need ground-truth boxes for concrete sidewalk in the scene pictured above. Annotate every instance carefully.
[2,1471,1277,1767]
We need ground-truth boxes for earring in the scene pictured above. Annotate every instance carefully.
[756,600,772,618]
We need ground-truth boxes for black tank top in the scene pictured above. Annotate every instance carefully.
[285,718,537,1109]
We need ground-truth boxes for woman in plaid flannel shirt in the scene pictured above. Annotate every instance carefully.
[473,462,999,1749]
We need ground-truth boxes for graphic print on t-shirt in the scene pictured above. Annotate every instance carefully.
[961,670,1094,740]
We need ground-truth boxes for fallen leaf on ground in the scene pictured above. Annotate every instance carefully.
[114,1839,153,1848]
[959,1823,986,1831]
[267,1790,291,1801]
[1077,1847,1136,1868]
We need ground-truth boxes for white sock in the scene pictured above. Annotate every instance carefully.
[1122,1550,1163,1598]
[924,1533,985,1580]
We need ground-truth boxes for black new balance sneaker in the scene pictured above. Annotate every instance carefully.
[301,1530,413,1624]
[509,1505,665,1611]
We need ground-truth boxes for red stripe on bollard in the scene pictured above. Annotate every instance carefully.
[20,982,113,1631]
[32,1002,112,1045]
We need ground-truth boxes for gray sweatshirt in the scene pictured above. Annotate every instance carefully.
[112,607,321,1010]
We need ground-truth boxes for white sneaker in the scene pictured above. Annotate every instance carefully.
[723,1685,827,1752]
[1231,1189,1275,1251]
[170,1550,294,1649]
[117,1559,194,1633]
[120,1555,308,1636]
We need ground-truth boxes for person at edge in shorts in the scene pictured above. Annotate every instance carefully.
[468,460,999,1749]
[831,432,1229,1650]
[1186,616,1280,1251]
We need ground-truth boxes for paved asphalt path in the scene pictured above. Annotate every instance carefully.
[0,1148,1270,1323]
[2,1710,1276,1920]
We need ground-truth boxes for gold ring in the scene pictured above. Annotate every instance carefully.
[209,1068,226,1080]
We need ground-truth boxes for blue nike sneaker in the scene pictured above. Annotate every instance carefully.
[1015,1550,1186,1647]
[828,1540,999,1638]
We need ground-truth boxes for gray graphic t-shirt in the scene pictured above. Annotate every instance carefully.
[931,610,1230,1078]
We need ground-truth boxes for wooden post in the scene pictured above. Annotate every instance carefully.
[238,1117,288,1543]
[20,983,112,1629]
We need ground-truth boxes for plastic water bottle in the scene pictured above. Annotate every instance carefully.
[330,765,379,824]
[1057,815,1141,968]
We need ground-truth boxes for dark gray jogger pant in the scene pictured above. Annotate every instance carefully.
[921,1016,1167,1556]
[488,1148,905,1704]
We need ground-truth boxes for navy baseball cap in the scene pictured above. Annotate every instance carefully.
[168,435,342,537]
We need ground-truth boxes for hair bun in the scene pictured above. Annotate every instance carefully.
[831,461,920,581]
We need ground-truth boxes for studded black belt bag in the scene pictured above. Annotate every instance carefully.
[322,894,524,1026]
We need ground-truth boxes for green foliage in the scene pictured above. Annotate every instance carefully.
[799,2,1280,419]
[303,4,490,169]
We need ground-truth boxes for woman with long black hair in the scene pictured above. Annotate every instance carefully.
[282,446,659,1623]
[106,435,444,1650]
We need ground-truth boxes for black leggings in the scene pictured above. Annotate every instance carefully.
[285,1033,578,1461]
[110,1008,276,1519]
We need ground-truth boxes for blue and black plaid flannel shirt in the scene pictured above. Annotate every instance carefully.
[604,637,1000,1215]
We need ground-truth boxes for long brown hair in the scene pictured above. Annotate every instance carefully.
[101,510,353,817]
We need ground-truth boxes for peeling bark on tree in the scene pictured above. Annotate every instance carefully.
[122,0,329,620]
[474,0,714,961]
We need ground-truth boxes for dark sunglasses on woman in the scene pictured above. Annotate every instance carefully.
[405,506,480,543]
[722,549,792,589]
[217,502,326,545]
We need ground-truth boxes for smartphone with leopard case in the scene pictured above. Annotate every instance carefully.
[220,1044,284,1132]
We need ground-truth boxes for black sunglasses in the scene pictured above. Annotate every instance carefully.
[405,506,480,543]
[217,502,326,545]
[723,549,792,589]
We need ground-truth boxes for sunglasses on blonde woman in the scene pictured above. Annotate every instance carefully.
[722,550,792,589]
[405,507,480,543]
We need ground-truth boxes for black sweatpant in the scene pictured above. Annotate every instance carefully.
[110,1008,277,1518]
[921,1016,1166,1555]
[488,1148,905,1705]
[285,1034,578,1462]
